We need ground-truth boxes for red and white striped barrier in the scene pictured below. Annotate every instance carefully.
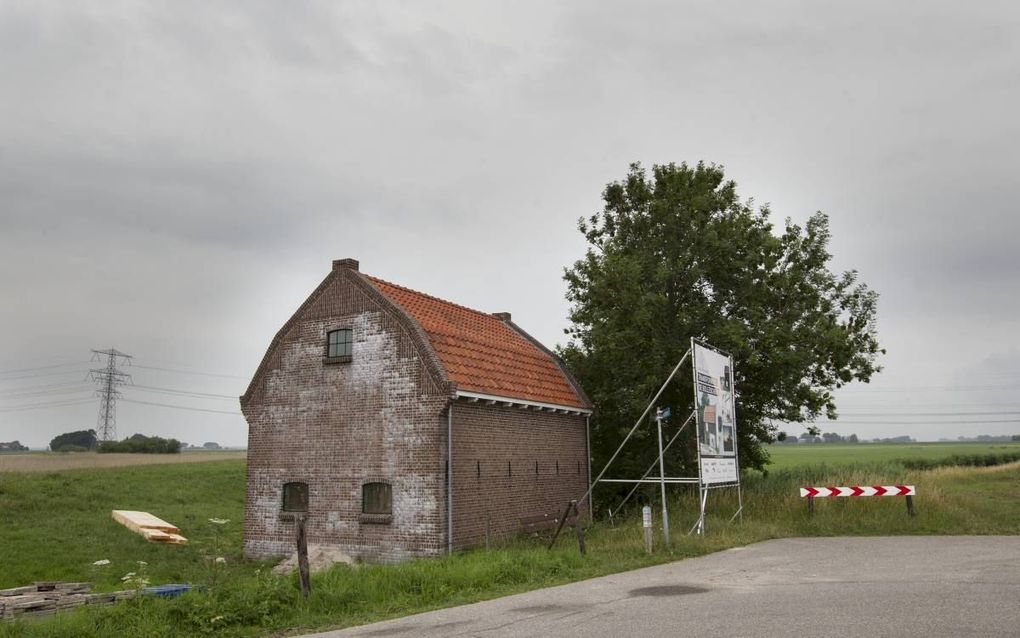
[799,485,915,498]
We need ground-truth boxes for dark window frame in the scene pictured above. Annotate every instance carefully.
[281,481,309,516]
[360,481,392,524]
[324,328,353,364]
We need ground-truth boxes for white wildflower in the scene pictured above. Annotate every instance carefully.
[92,559,111,566]
[215,557,226,564]
[136,561,148,566]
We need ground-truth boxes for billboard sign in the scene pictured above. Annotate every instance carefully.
[693,342,738,484]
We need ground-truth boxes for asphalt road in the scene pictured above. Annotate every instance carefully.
[304,536,1020,638]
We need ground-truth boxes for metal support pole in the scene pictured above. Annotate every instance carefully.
[905,495,915,516]
[571,349,691,510]
[688,486,708,536]
[655,407,670,546]
[737,483,744,522]
[613,411,695,514]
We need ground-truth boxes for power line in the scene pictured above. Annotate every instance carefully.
[120,398,242,416]
[0,381,93,397]
[129,364,246,380]
[812,419,1020,426]
[837,411,1020,418]
[0,398,96,413]
[0,369,90,383]
[130,384,238,401]
[0,361,91,375]
[0,387,93,400]
[841,383,1020,393]
[835,401,1020,409]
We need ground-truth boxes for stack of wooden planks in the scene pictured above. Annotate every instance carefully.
[0,582,136,622]
[111,510,188,544]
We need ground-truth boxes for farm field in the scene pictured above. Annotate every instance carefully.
[766,441,1020,470]
[0,450,246,473]
[0,448,1017,637]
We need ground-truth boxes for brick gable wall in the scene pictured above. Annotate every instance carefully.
[243,273,450,562]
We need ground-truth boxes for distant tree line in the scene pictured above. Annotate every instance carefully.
[180,441,222,450]
[50,429,98,452]
[950,434,1019,442]
[777,431,860,444]
[871,435,915,443]
[47,430,180,454]
[0,440,29,452]
[98,433,181,454]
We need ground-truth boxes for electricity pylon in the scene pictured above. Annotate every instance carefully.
[89,349,132,442]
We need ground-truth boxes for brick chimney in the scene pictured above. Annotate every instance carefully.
[333,258,359,272]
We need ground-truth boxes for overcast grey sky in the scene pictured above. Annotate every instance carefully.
[2,1,1018,448]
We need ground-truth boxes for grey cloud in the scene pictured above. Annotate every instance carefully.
[1,0,1018,446]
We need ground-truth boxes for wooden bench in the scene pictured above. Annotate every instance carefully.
[520,512,577,537]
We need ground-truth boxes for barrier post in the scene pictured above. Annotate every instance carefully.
[642,505,653,553]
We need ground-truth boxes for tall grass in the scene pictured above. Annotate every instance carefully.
[1,458,1017,637]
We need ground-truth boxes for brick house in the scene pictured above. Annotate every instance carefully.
[241,258,592,562]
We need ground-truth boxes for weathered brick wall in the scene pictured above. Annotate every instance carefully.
[243,271,449,563]
[450,402,589,548]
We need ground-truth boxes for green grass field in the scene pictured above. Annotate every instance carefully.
[1,446,1017,637]
[766,441,1020,470]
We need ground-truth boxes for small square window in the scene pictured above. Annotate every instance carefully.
[326,329,353,359]
[282,481,309,513]
[362,482,392,515]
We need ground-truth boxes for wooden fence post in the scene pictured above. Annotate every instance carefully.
[296,514,311,599]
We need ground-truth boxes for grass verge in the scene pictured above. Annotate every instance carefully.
[1,457,1017,637]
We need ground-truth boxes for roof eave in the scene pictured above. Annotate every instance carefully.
[455,390,592,416]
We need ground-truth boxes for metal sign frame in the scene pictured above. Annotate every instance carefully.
[689,338,743,534]
[557,340,743,549]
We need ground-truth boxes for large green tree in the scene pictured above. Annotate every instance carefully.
[561,162,882,489]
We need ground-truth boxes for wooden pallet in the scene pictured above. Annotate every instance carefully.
[0,582,136,622]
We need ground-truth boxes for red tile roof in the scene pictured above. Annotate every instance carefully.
[365,275,586,409]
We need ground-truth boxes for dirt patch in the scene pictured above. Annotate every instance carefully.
[272,545,356,576]
[0,451,246,473]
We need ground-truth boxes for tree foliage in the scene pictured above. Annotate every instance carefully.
[98,433,181,454]
[561,162,882,488]
[49,429,98,452]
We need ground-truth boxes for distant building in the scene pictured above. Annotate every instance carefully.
[241,259,592,562]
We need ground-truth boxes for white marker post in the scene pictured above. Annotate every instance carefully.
[642,505,653,553]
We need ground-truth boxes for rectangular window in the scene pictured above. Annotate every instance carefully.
[362,482,392,515]
[325,328,353,362]
[282,482,309,512]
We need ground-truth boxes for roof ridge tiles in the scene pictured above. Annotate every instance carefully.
[364,275,504,323]
[362,271,588,409]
